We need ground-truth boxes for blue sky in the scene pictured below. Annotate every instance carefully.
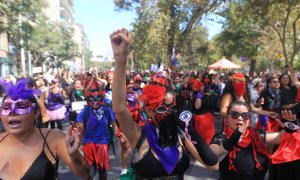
[74,0,222,59]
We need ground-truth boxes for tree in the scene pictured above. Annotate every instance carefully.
[83,48,93,70]
[29,17,79,68]
[231,0,300,69]
[114,0,224,68]
[0,0,46,33]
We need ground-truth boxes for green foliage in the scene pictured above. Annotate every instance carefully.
[226,0,300,69]
[29,17,79,68]
[83,48,93,70]
[0,0,47,34]
[114,0,224,70]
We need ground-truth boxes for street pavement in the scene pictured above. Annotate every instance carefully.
[58,113,223,180]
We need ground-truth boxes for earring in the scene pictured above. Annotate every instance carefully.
[225,122,229,126]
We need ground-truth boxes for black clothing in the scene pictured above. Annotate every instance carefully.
[269,159,300,180]
[132,128,190,179]
[105,83,112,92]
[133,149,190,179]
[192,92,213,115]
[280,86,297,106]
[211,133,268,180]
[21,129,58,180]
[260,88,281,112]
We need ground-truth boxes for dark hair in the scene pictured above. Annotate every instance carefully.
[279,73,292,87]
[158,111,178,147]
[266,77,277,88]
[227,101,250,113]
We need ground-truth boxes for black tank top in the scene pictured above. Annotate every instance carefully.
[21,129,58,180]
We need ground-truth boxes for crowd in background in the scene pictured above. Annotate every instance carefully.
[0,62,300,179]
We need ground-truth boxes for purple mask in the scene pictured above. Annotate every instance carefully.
[1,99,35,116]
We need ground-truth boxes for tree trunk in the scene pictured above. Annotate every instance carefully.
[249,58,256,77]
[167,1,176,67]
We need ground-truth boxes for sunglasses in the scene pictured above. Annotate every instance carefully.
[1,100,35,116]
[228,111,250,120]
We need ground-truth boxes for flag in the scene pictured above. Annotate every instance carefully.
[171,48,176,65]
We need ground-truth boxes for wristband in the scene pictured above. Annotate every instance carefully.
[283,120,299,133]
[223,129,242,151]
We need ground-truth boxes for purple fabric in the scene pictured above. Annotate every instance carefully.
[47,103,63,111]
[5,78,34,100]
[47,89,64,110]
[126,93,136,107]
[33,89,42,96]
[88,107,101,129]
[260,115,269,130]
[145,123,179,175]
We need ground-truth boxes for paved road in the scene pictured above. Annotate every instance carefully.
[58,113,223,180]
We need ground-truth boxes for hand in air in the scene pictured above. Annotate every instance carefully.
[110,28,130,59]
[65,123,83,155]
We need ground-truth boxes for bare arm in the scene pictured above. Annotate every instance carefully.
[220,93,232,117]
[251,105,279,119]
[111,29,140,150]
[52,128,89,179]
[287,64,300,88]
[134,93,143,110]
[60,89,67,99]
[265,131,283,145]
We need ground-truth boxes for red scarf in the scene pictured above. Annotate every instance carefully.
[224,126,271,171]
[271,132,300,164]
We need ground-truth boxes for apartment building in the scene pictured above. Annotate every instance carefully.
[0,17,14,78]
[44,0,88,71]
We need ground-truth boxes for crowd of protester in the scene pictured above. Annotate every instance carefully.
[0,28,300,180]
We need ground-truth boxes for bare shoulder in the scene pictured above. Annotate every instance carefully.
[40,128,65,143]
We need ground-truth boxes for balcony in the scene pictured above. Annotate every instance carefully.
[60,0,74,18]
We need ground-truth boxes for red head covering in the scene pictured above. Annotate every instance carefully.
[232,73,246,96]
[192,80,204,91]
[141,84,166,110]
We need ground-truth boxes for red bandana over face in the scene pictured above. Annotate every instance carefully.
[232,73,246,96]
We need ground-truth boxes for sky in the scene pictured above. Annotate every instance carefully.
[73,0,223,60]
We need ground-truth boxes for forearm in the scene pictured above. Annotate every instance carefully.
[84,79,94,90]
[112,57,128,113]
[188,126,218,166]
[97,78,107,87]
[69,151,90,179]
[251,105,268,115]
